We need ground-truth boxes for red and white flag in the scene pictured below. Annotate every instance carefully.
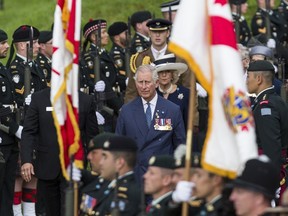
[169,0,257,178]
[51,0,83,180]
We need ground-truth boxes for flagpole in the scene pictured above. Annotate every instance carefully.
[182,72,196,216]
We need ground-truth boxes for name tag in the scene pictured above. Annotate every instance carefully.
[46,107,54,111]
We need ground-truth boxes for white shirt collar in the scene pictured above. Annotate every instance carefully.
[16,53,27,62]
[255,86,274,99]
[151,45,167,60]
[152,191,173,206]
[136,32,150,42]
[141,93,158,107]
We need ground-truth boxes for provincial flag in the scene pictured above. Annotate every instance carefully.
[169,0,258,178]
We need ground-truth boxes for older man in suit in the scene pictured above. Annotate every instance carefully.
[20,88,99,216]
[116,64,186,180]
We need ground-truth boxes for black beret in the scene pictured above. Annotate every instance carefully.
[38,31,53,44]
[174,152,201,169]
[233,156,279,199]
[87,132,116,153]
[83,19,107,39]
[146,18,172,31]
[229,0,247,4]
[0,29,8,42]
[160,0,180,12]
[108,22,128,37]
[247,60,275,72]
[149,155,175,169]
[102,135,138,152]
[131,11,152,27]
[13,25,40,43]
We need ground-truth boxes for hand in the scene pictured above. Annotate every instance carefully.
[267,38,276,49]
[25,94,32,106]
[94,80,105,92]
[196,83,207,98]
[21,163,34,182]
[95,111,105,125]
[67,163,82,181]
[125,77,129,86]
[172,181,195,203]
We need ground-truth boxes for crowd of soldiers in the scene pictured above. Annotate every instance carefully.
[0,0,288,215]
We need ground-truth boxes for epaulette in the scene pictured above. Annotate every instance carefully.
[142,56,151,65]
[15,86,24,95]
[130,52,139,73]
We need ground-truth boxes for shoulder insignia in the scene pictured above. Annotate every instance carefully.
[142,56,151,65]
[130,52,139,73]
[118,187,128,192]
[15,86,24,95]
[258,27,266,34]
[117,193,128,199]
[256,19,263,26]
[260,100,269,105]
[261,108,271,116]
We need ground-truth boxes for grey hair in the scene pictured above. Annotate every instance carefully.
[134,64,159,84]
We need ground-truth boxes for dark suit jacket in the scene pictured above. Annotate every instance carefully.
[21,88,99,180]
[116,96,186,178]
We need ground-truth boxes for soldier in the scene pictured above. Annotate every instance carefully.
[125,18,199,129]
[251,0,288,44]
[0,29,23,216]
[79,133,114,215]
[35,31,52,87]
[229,0,251,46]
[246,60,288,199]
[160,0,180,23]
[7,25,48,107]
[144,155,175,216]
[93,135,141,216]
[130,10,152,55]
[278,0,288,42]
[108,21,128,92]
[81,19,123,132]
[230,155,279,216]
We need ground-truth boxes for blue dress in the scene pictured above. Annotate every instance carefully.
[157,85,189,130]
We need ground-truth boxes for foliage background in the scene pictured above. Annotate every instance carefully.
[0,0,280,63]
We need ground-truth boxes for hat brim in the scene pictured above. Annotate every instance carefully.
[155,63,188,76]
[232,179,275,199]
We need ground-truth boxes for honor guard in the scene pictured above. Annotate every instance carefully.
[229,0,251,46]
[0,29,23,216]
[92,135,141,216]
[81,19,123,132]
[247,60,288,199]
[7,25,48,107]
[108,21,128,92]
[130,11,152,55]
[144,155,175,216]
[36,31,52,87]
[251,0,288,44]
[80,133,115,215]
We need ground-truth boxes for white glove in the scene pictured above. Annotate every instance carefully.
[94,80,105,92]
[125,77,129,86]
[275,187,281,199]
[25,94,32,106]
[96,111,105,125]
[66,163,82,181]
[267,38,276,49]
[172,181,195,203]
[196,83,207,98]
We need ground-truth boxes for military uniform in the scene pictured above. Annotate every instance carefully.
[232,13,251,46]
[92,172,141,216]
[278,0,288,26]
[9,56,47,106]
[251,8,288,43]
[109,43,127,92]
[0,61,19,216]
[130,33,151,55]
[35,53,51,87]
[147,193,172,216]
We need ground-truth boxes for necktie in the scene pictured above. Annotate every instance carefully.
[146,103,152,128]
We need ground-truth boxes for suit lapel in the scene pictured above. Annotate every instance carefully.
[132,97,149,137]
